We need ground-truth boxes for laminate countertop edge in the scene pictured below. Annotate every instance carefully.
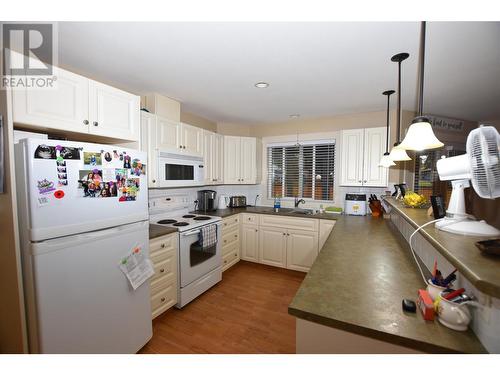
[383,197,500,299]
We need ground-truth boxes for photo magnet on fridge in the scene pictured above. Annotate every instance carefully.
[37,179,56,195]
[130,159,146,176]
[34,145,56,159]
[103,152,113,163]
[83,152,102,166]
[59,147,80,160]
[123,155,131,169]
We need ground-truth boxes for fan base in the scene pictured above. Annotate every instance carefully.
[436,217,500,237]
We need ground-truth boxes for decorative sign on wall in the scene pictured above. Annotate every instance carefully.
[428,115,464,132]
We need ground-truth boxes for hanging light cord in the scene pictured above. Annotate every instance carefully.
[396,60,402,142]
[385,94,390,152]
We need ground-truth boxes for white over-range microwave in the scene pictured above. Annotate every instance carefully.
[157,151,205,187]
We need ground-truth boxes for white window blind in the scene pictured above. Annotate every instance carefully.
[267,141,335,201]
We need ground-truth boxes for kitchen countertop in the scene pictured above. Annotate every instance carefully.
[149,224,177,239]
[192,206,339,220]
[288,215,486,353]
[384,197,500,299]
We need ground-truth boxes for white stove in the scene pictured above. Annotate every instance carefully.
[149,194,222,308]
[151,212,221,232]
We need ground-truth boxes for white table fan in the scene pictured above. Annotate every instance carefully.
[435,125,500,236]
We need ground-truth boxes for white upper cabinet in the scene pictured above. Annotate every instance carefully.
[88,80,140,140]
[11,66,140,142]
[180,123,203,157]
[156,117,181,152]
[11,68,89,133]
[203,131,224,184]
[363,127,388,187]
[223,136,258,184]
[224,136,242,184]
[140,112,159,187]
[340,128,364,186]
[340,127,388,187]
[240,137,257,184]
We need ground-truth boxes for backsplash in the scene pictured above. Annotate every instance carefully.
[149,184,262,210]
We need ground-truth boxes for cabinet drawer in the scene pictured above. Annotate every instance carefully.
[222,240,239,256]
[241,213,259,225]
[222,215,239,231]
[222,249,239,271]
[150,254,176,285]
[151,283,177,319]
[222,228,239,248]
[259,214,319,232]
[151,273,176,296]
[150,233,177,260]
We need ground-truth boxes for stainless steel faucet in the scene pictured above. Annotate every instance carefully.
[294,197,306,208]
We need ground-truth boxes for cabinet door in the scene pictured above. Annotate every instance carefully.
[286,229,319,272]
[203,130,214,184]
[241,225,259,262]
[140,112,158,187]
[223,136,241,184]
[156,117,181,152]
[259,226,287,268]
[340,129,364,186]
[88,80,140,141]
[319,220,336,250]
[240,137,256,184]
[363,127,388,187]
[213,134,224,183]
[12,67,89,132]
[181,123,203,157]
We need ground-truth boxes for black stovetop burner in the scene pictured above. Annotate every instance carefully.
[158,219,177,225]
[182,214,196,218]
[173,222,189,227]
[193,216,211,221]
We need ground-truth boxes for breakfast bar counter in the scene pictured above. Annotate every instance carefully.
[288,215,486,353]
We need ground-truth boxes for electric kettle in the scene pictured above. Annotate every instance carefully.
[218,195,230,209]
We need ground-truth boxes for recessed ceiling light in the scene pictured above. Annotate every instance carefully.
[289,114,300,119]
[254,82,269,88]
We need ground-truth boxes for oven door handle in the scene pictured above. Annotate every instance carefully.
[181,229,201,237]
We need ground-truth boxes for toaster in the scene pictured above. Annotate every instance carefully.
[229,196,247,208]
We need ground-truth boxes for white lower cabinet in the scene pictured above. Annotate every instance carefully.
[221,215,240,272]
[286,229,319,272]
[319,219,336,250]
[259,226,287,268]
[149,233,178,319]
[241,224,260,262]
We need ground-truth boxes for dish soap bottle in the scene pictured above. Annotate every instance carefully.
[274,197,281,212]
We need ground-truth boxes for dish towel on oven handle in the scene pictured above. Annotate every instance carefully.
[200,224,217,250]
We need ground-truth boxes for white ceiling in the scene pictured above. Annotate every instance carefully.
[58,22,500,124]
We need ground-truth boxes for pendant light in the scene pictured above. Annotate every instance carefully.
[379,90,396,168]
[389,52,412,161]
[398,21,444,151]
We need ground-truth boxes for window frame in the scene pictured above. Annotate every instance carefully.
[266,139,336,202]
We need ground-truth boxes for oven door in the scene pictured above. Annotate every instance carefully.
[158,152,204,187]
[178,223,222,288]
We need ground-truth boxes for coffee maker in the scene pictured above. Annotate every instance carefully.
[197,190,217,212]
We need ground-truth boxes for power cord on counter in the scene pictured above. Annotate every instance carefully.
[408,217,469,285]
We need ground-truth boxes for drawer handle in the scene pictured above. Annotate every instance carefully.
[234,234,238,238]
[283,233,286,235]
[255,229,258,232]
[224,223,227,226]
[224,260,227,264]
[161,243,166,248]
[248,218,251,220]
[160,268,165,273]
[234,253,237,257]
[161,297,166,302]
[224,240,227,243]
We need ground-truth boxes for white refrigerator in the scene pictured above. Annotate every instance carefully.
[15,138,152,353]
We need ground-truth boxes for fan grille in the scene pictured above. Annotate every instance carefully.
[467,126,500,199]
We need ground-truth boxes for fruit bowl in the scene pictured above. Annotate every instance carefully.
[402,191,428,208]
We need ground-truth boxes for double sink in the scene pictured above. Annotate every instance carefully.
[266,207,315,215]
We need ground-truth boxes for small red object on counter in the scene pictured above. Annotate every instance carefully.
[417,289,435,321]
[443,288,465,300]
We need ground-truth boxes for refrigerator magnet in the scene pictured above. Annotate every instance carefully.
[37,179,56,195]
[83,152,102,166]
[54,190,65,199]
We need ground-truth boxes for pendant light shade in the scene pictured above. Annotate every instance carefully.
[379,90,396,168]
[398,116,444,150]
[389,52,411,161]
[399,22,444,151]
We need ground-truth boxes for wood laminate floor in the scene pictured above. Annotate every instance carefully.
[139,261,305,354]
